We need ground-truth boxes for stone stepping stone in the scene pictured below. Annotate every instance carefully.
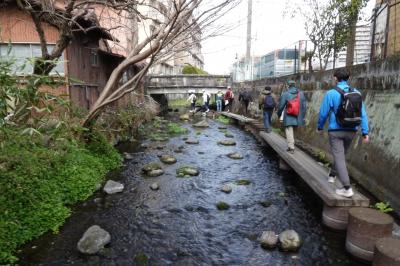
[220,184,232,194]
[180,114,190,120]
[260,231,278,249]
[103,180,124,194]
[218,139,236,146]
[159,154,177,164]
[176,166,199,177]
[185,139,199,145]
[279,230,302,252]
[218,126,227,130]
[123,152,134,160]
[227,152,243,160]
[142,162,164,177]
[224,133,234,138]
[77,225,111,254]
[193,120,209,128]
[216,201,230,210]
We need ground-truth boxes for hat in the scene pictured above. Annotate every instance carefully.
[287,80,296,86]
[227,86,231,89]
[264,86,272,91]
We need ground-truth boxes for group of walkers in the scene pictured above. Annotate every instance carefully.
[187,87,235,114]
[259,68,369,198]
[188,68,368,198]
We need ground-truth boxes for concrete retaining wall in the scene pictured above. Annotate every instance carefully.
[233,57,400,215]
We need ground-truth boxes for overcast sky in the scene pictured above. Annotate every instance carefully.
[202,0,376,74]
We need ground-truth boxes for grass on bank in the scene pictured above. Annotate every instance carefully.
[216,115,232,125]
[0,129,122,264]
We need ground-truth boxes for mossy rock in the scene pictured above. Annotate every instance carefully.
[259,200,272,208]
[216,201,230,210]
[235,179,251,186]
[227,152,243,160]
[180,114,190,121]
[134,252,149,266]
[176,166,199,177]
[185,139,199,145]
[193,120,209,128]
[218,140,236,146]
[224,133,234,138]
[142,162,164,177]
[218,126,227,130]
[159,154,177,164]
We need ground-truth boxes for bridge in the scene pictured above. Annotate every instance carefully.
[145,74,232,94]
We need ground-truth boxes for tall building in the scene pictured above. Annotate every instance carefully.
[327,24,371,69]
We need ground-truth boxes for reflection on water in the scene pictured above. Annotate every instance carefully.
[18,116,364,266]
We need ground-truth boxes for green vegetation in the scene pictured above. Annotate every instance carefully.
[181,64,207,75]
[216,201,230,210]
[0,129,121,264]
[139,117,188,142]
[235,179,251,186]
[216,115,232,125]
[374,202,394,213]
[259,200,272,208]
[272,128,283,135]
[0,55,151,264]
[176,166,199,177]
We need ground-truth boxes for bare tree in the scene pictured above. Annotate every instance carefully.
[12,0,239,126]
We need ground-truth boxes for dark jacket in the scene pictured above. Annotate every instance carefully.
[277,87,307,127]
[258,91,276,110]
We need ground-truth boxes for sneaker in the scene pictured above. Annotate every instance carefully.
[328,175,336,183]
[335,188,354,198]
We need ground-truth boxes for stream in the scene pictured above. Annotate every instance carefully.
[18,114,364,266]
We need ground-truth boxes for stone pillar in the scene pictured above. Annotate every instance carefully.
[279,158,291,171]
[322,205,351,230]
[346,207,394,261]
[373,237,400,266]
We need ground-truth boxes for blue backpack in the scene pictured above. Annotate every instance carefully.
[264,94,276,110]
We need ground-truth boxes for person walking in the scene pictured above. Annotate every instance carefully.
[277,80,307,154]
[216,90,224,112]
[202,89,211,113]
[187,90,197,112]
[258,86,276,133]
[224,86,234,112]
[239,89,252,115]
[317,69,369,198]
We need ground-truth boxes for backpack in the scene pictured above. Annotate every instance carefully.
[264,95,276,109]
[334,87,363,127]
[193,95,197,103]
[286,92,300,116]
[206,94,210,103]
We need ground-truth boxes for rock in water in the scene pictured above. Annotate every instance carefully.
[150,182,159,190]
[221,185,232,194]
[180,114,190,121]
[193,120,209,128]
[123,152,134,160]
[142,162,164,177]
[260,231,278,249]
[279,230,302,251]
[159,154,177,164]
[185,139,199,145]
[216,201,230,210]
[225,133,234,138]
[77,225,111,254]
[103,180,124,194]
[218,140,236,146]
[176,166,199,177]
[218,126,227,130]
[227,152,243,160]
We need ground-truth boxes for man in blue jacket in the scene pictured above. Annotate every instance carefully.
[317,69,369,198]
[278,80,307,154]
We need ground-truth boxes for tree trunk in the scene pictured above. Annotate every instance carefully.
[346,20,357,67]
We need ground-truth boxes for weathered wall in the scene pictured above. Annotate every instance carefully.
[234,57,400,214]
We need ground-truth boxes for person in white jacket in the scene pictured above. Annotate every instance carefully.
[202,89,211,113]
[187,90,197,112]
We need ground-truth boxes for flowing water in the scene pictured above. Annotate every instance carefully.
[18,115,365,266]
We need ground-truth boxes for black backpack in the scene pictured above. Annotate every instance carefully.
[334,87,363,127]
[264,94,276,110]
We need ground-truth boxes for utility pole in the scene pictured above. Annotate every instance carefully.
[246,0,252,62]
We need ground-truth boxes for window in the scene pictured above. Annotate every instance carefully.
[277,49,297,60]
[90,50,98,66]
[0,43,65,75]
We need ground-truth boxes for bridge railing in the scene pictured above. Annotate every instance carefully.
[146,74,232,94]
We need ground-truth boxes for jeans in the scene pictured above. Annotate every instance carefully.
[216,100,222,112]
[263,110,273,132]
[328,131,356,187]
